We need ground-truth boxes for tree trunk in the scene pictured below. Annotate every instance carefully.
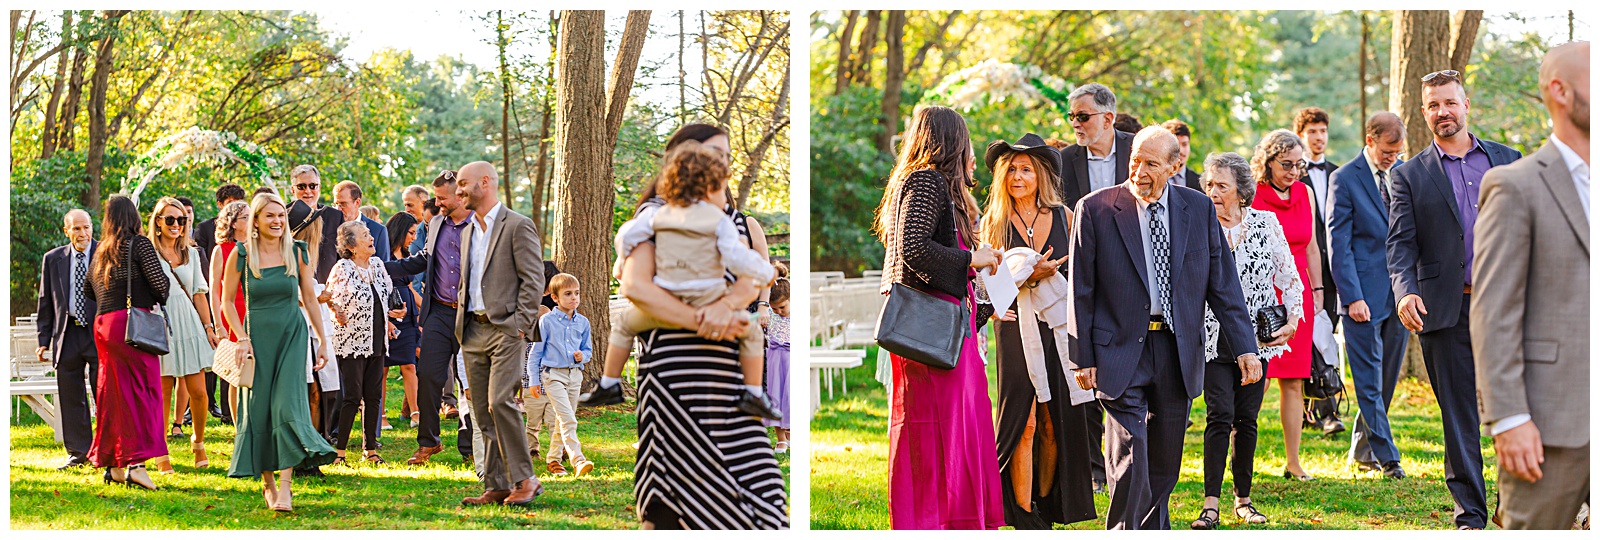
[851,11,881,89]
[84,10,128,208]
[57,35,87,153]
[835,10,859,94]
[736,59,790,210]
[551,10,611,392]
[605,11,651,146]
[497,11,515,207]
[1447,11,1482,75]
[40,10,72,160]
[1359,12,1370,123]
[1389,10,1450,158]
[533,11,558,248]
[878,11,906,154]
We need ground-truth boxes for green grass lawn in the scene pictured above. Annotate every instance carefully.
[812,339,1498,530]
[10,372,789,529]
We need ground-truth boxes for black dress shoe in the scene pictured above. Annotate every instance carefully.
[209,404,224,420]
[579,382,624,407]
[1321,417,1346,436]
[58,454,90,471]
[1092,480,1107,494]
[1382,461,1406,479]
[183,410,193,426]
[737,390,783,421]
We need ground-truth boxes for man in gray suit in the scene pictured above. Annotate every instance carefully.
[454,161,546,506]
[1472,40,1589,530]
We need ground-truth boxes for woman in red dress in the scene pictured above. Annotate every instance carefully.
[1249,129,1324,482]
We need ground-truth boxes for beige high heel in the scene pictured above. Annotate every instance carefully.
[192,442,209,468]
[273,476,293,512]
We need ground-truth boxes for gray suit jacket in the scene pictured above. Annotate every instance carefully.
[1470,141,1589,448]
[454,203,545,343]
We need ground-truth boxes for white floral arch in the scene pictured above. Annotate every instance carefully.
[922,59,1073,111]
[120,126,280,205]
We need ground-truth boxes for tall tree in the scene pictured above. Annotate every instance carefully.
[55,25,88,153]
[905,10,960,76]
[851,11,882,88]
[879,11,906,153]
[735,57,790,209]
[496,11,515,205]
[534,12,558,246]
[83,9,130,208]
[835,10,859,94]
[39,10,72,160]
[1389,10,1450,157]
[1447,10,1483,75]
[1359,12,1370,122]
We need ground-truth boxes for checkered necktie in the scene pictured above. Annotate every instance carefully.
[1377,169,1393,209]
[72,250,87,322]
[1149,201,1173,324]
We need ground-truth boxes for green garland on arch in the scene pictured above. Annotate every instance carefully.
[120,127,281,205]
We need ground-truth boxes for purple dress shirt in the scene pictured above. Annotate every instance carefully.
[431,214,471,305]
[1435,136,1492,285]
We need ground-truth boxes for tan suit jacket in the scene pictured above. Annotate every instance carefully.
[1471,141,1590,448]
[454,203,545,343]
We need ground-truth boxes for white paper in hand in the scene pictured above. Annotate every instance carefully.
[979,261,1019,316]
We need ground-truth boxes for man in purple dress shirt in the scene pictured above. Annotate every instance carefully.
[399,170,477,466]
[1386,69,1522,530]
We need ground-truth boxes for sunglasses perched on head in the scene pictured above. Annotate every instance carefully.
[1421,69,1461,83]
[1068,111,1108,123]
[162,216,189,227]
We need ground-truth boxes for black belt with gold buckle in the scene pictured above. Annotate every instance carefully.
[1148,317,1167,332]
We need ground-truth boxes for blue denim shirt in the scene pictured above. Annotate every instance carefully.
[528,308,592,387]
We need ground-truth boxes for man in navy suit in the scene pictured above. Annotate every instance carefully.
[1328,111,1409,479]
[1387,70,1522,530]
[1068,126,1259,529]
[333,181,391,261]
[35,209,99,470]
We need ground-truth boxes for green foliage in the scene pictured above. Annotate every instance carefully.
[809,86,895,274]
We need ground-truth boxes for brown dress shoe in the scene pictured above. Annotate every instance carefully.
[547,461,568,476]
[461,489,512,506]
[407,445,443,465]
[505,478,545,506]
[442,405,460,419]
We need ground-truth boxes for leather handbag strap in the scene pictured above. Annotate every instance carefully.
[124,238,135,309]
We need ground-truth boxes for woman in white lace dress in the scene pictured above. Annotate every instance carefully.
[325,221,399,464]
[1190,152,1304,530]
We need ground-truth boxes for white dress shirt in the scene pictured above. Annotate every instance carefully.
[1307,160,1332,224]
[1133,185,1172,319]
[466,201,503,314]
[1087,145,1117,192]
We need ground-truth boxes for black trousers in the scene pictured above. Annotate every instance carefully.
[1102,328,1188,530]
[1202,359,1267,499]
[456,367,474,457]
[336,354,386,451]
[416,300,460,449]
[55,323,99,457]
[1418,294,1487,529]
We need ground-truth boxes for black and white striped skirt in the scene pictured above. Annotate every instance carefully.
[634,329,789,529]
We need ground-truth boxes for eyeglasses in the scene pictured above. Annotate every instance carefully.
[162,216,189,227]
[294,183,320,191]
[1421,69,1461,83]
[1277,160,1309,173]
[1067,111,1109,123]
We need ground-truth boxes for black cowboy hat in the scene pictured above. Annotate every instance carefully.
[287,199,319,235]
[985,133,1061,176]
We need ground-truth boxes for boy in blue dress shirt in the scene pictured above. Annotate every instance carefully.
[528,273,595,477]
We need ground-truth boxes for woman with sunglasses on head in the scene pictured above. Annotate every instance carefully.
[1250,129,1324,482]
[147,197,220,473]
[210,200,250,421]
[86,195,171,490]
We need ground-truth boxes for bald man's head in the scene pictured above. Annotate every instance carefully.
[63,209,93,250]
[1128,126,1182,202]
[455,161,499,213]
[1541,41,1590,136]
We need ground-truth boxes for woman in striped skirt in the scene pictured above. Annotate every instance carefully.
[616,123,788,529]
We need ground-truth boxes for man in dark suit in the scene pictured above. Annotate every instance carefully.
[1068,126,1259,529]
[35,209,98,470]
[1387,70,1522,530]
[1160,119,1202,192]
[193,183,245,424]
[1060,83,1135,210]
[1328,112,1410,479]
[333,181,391,261]
[1292,107,1347,436]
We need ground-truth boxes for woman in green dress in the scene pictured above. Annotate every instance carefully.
[220,192,337,512]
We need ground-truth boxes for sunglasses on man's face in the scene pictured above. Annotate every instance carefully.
[1421,69,1461,83]
[295,183,320,191]
[162,216,189,227]
[1068,111,1108,123]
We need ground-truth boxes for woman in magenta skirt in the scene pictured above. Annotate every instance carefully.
[1250,129,1325,481]
[874,105,1005,529]
[86,195,172,490]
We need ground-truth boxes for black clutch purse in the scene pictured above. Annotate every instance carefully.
[122,241,171,356]
[387,286,404,312]
[875,282,968,370]
[1254,304,1288,344]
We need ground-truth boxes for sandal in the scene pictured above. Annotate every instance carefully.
[331,456,349,467]
[1191,507,1221,530]
[169,423,186,439]
[192,442,209,468]
[365,452,385,465]
[1235,502,1269,524]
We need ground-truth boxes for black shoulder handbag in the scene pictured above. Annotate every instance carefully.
[1306,345,1345,400]
[873,197,968,370]
[123,239,172,356]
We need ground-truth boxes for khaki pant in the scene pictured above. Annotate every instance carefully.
[539,366,587,465]
[460,319,534,491]
[522,386,559,462]
[1497,443,1590,529]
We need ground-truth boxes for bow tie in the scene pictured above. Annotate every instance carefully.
[1307,161,1330,172]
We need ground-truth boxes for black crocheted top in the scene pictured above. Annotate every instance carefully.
[89,235,171,314]
[878,169,974,299]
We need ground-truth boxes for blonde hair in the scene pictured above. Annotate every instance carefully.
[548,273,580,295]
[979,151,1063,249]
[245,192,297,279]
[292,208,323,272]
[145,196,194,267]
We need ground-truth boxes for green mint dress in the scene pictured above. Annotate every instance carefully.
[227,241,337,477]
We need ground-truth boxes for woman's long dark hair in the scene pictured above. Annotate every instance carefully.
[92,195,143,286]
[386,211,418,258]
[638,123,730,212]
[874,105,979,246]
